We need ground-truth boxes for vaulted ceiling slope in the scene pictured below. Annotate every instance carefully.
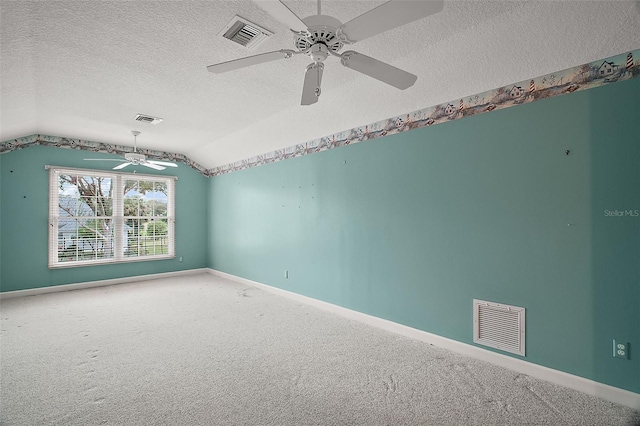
[1,1,639,170]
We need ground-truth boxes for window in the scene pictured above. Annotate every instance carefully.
[48,166,175,268]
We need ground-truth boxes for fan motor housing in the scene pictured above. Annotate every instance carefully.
[295,15,344,53]
[124,152,146,163]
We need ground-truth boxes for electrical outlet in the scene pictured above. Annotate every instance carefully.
[284,270,289,279]
[613,339,629,359]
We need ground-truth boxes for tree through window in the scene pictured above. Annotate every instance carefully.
[49,167,175,267]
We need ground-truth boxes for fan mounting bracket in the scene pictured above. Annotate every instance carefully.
[334,26,354,45]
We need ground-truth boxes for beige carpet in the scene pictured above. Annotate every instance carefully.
[1,273,638,425]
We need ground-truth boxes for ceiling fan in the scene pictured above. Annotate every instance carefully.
[84,131,178,171]
[207,0,444,105]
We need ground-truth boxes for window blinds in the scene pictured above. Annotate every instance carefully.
[48,166,175,268]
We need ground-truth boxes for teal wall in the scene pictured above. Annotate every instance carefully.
[0,145,209,291]
[0,154,3,289]
[209,78,639,393]
[0,78,637,394]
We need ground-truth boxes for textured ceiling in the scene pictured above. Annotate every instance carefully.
[1,0,639,169]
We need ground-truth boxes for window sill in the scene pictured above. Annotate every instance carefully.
[49,254,175,269]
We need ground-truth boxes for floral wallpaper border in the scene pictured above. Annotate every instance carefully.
[1,49,638,177]
[208,49,639,177]
[0,134,209,175]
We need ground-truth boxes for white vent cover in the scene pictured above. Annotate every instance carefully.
[134,114,163,124]
[473,299,525,356]
[219,15,272,49]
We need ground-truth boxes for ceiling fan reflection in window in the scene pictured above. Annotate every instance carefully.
[84,131,178,171]
[207,0,444,105]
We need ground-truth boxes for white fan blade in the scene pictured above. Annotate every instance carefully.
[253,0,308,33]
[340,0,444,43]
[113,162,131,170]
[340,51,417,90]
[148,160,178,167]
[142,162,165,171]
[301,62,324,106]
[84,158,126,162]
[207,50,295,74]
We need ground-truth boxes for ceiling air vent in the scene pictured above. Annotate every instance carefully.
[134,114,163,124]
[219,15,272,49]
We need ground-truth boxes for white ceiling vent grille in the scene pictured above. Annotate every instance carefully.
[219,16,272,49]
[134,114,163,124]
[474,299,525,356]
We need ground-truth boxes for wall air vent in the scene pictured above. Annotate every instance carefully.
[219,16,272,49]
[473,299,525,356]
[134,114,163,124]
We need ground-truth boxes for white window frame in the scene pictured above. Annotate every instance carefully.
[48,166,175,268]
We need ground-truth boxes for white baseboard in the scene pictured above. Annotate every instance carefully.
[207,268,640,410]
[0,268,210,300]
